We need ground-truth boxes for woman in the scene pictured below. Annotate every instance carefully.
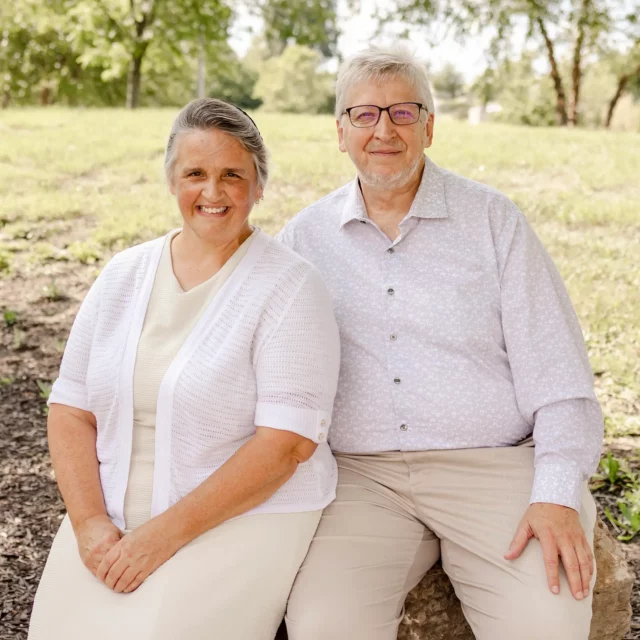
[28,98,341,640]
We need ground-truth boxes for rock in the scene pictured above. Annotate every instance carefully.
[275,518,632,640]
[398,518,633,640]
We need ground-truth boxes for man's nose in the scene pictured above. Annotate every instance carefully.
[373,109,395,139]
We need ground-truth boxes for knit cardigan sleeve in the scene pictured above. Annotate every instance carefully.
[48,272,104,412]
[253,267,341,444]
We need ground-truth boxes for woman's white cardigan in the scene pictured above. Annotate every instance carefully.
[48,230,341,530]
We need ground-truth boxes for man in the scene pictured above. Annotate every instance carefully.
[276,46,604,640]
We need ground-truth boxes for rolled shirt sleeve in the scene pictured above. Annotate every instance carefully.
[254,267,341,444]
[499,205,604,511]
[48,274,102,412]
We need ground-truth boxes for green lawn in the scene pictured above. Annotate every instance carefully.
[1,108,639,442]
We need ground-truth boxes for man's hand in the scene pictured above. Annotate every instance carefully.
[75,514,123,576]
[96,517,179,594]
[505,503,594,600]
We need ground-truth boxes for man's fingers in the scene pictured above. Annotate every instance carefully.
[504,523,530,560]
[583,534,595,577]
[540,533,560,595]
[574,539,593,596]
[558,540,585,600]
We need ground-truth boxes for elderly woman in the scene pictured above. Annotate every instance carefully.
[28,98,340,640]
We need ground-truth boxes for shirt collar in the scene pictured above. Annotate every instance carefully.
[339,155,449,228]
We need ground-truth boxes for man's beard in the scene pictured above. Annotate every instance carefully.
[358,152,423,190]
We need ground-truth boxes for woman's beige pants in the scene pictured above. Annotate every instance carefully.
[286,443,597,640]
[29,510,321,640]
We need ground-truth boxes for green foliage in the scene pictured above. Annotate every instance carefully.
[592,453,640,542]
[472,55,557,127]
[42,280,66,302]
[0,251,11,273]
[432,63,466,100]
[0,0,233,107]
[259,0,340,58]
[3,310,18,327]
[207,49,262,109]
[254,45,334,114]
[37,379,53,415]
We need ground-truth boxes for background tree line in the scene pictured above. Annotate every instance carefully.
[1,0,639,128]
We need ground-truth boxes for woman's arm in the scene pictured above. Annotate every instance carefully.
[97,426,317,593]
[48,403,123,573]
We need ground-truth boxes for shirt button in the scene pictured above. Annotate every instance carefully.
[394,378,401,384]
[400,424,408,431]
[387,288,395,296]
[387,248,394,254]
[320,419,326,427]
[390,333,397,341]
[318,433,325,441]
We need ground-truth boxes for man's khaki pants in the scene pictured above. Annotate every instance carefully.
[286,442,597,640]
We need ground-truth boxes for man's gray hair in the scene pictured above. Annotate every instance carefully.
[335,45,435,120]
[165,98,269,188]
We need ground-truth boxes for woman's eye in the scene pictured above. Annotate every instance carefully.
[226,172,240,178]
[188,171,202,177]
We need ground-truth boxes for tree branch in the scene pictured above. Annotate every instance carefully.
[536,16,568,126]
[569,0,591,126]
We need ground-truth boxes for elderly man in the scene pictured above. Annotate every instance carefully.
[276,46,604,640]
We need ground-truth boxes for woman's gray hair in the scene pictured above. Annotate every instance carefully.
[165,98,269,188]
[335,45,435,119]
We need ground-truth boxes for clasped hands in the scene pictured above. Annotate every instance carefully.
[505,502,594,600]
[75,514,178,594]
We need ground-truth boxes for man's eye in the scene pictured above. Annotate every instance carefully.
[226,172,240,178]
[188,171,202,177]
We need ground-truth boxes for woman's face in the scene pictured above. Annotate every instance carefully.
[169,128,263,245]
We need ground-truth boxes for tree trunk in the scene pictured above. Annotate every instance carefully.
[568,0,590,126]
[537,17,568,126]
[1,89,10,109]
[197,38,206,99]
[126,54,143,109]
[605,63,640,128]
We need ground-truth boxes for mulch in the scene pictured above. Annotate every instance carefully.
[0,263,638,639]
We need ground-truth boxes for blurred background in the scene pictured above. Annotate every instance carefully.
[0,0,639,638]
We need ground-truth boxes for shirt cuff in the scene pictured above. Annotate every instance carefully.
[48,378,90,412]
[529,463,584,512]
[254,402,331,444]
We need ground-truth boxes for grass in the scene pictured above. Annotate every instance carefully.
[1,108,639,444]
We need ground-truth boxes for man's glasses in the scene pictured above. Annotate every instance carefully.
[343,102,427,128]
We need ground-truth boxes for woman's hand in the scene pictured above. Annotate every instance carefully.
[75,514,123,576]
[96,517,178,594]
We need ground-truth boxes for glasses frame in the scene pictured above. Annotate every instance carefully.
[343,102,428,128]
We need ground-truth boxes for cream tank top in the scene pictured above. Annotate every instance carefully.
[123,228,258,531]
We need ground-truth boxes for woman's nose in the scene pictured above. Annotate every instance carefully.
[201,177,222,201]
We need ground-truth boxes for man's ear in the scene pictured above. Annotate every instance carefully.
[425,112,435,149]
[337,118,347,153]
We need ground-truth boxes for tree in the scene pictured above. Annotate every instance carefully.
[253,44,334,113]
[254,0,340,58]
[70,0,232,108]
[384,0,621,126]
[432,63,465,99]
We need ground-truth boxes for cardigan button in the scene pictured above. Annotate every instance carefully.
[320,419,326,427]
[318,433,325,441]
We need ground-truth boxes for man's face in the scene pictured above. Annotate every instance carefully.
[337,77,435,189]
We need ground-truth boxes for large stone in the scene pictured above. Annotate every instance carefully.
[275,519,633,640]
[398,518,633,640]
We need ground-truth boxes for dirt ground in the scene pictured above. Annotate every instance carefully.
[0,257,638,639]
